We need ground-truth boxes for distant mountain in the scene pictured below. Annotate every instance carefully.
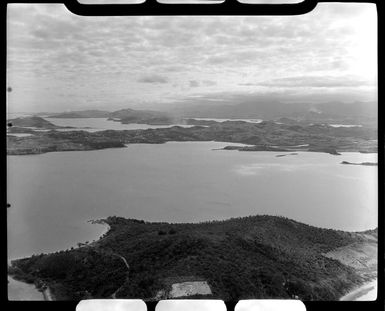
[178,101,310,120]
[46,108,178,125]
[176,100,377,125]
[41,100,378,126]
[108,108,177,125]
[47,110,110,118]
[314,101,377,118]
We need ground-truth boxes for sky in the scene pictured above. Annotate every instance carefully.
[7,2,377,113]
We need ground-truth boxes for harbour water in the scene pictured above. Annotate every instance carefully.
[7,142,378,300]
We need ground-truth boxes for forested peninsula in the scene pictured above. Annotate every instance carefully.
[8,215,377,301]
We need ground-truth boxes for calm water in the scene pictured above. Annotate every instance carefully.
[7,133,33,137]
[192,117,263,123]
[329,124,362,128]
[7,116,263,134]
[45,117,195,132]
[38,117,263,131]
[7,142,377,261]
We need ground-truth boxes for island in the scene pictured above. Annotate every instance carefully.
[341,161,378,166]
[6,117,378,156]
[276,153,298,157]
[8,215,377,301]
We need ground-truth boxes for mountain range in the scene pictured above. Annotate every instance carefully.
[45,100,377,126]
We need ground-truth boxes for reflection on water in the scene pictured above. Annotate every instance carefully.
[192,117,263,123]
[329,124,362,128]
[7,133,33,137]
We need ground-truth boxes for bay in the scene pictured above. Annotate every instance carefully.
[44,117,194,132]
[7,142,377,261]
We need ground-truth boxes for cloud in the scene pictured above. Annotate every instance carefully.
[239,83,256,87]
[189,80,200,87]
[6,3,377,112]
[258,76,375,88]
[187,79,217,88]
[203,80,217,86]
[138,75,169,84]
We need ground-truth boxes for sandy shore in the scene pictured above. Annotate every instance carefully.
[7,276,44,301]
[340,279,377,301]
[42,287,54,301]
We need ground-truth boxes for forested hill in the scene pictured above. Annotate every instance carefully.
[9,215,377,301]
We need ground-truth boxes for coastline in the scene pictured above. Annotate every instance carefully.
[42,286,54,301]
[8,216,378,301]
[87,219,111,246]
[7,275,45,301]
[6,118,378,156]
[8,268,56,301]
[8,219,111,301]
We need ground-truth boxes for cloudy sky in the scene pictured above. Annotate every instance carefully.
[7,2,377,113]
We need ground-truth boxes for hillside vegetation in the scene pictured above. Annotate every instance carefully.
[9,215,377,301]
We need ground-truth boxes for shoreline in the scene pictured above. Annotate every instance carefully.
[6,143,379,157]
[8,271,55,301]
[6,121,377,156]
[8,216,378,301]
[7,275,45,301]
[8,219,111,301]
[42,286,54,301]
[86,219,111,247]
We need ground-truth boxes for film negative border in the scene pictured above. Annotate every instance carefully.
[2,1,384,311]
